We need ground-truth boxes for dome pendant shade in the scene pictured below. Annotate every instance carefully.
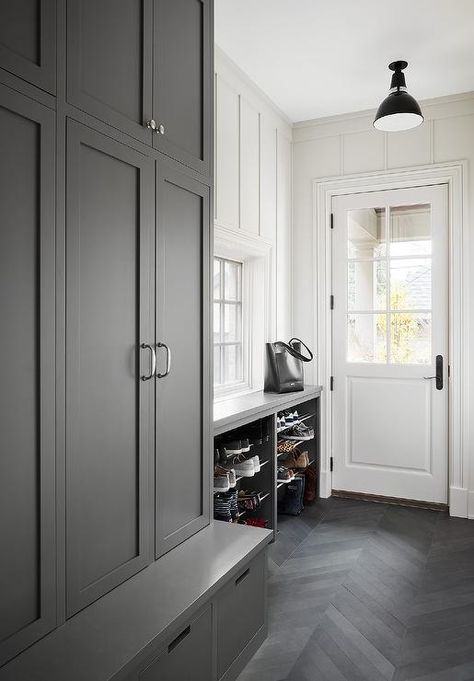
[374,61,423,132]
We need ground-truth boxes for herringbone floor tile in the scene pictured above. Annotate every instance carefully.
[237,498,474,681]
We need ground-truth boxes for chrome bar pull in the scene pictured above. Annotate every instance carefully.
[140,343,156,381]
[156,342,171,378]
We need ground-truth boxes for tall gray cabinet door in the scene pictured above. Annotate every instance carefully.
[67,0,153,144]
[155,159,211,558]
[153,0,212,177]
[0,85,56,666]
[0,0,56,93]
[66,121,155,617]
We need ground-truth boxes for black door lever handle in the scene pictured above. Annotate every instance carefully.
[423,355,443,390]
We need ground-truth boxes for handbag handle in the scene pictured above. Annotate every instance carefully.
[272,338,313,362]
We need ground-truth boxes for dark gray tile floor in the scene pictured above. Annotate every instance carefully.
[237,498,474,681]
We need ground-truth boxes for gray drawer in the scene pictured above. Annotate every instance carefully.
[140,605,213,681]
[216,553,266,678]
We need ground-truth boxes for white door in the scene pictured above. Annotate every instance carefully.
[332,185,448,504]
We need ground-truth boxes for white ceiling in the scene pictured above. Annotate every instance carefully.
[215,0,474,123]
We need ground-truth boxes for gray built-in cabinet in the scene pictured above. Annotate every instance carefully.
[0,0,213,667]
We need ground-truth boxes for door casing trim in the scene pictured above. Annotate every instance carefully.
[312,161,469,517]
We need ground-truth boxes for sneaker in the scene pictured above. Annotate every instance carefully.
[284,411,295,425]
[219,464,237,487]
[250,455,261,473]
[240,438,251,454]
[220,439,242,460]
[281,422,314,441]
[277,466,294,482]
[233,457,255,477]
[214,470,230,492]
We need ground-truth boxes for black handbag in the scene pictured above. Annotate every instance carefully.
[264,338,313,393]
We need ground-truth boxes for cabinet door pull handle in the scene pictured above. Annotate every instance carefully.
[140,343,156,381]
[145,119,157,131]
[235,568,250,586]
[168,625,191,653]
[156,342,171,378]
[156,123,165,135]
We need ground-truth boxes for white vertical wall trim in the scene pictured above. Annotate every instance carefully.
[429,119,435,164]
[238,93,242,230]
[339,134,344,175]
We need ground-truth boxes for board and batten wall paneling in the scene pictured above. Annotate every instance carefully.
[239,97,260,235]
[215,74,239,229]
[276,130,292,339]
[260,114,277,243]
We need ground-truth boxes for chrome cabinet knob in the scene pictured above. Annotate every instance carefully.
[157,123,165,135]
[145,119,157,131]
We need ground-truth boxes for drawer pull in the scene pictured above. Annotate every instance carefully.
[168,625,191,653]
[235,568,250,586]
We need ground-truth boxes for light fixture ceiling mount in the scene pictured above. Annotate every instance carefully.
[374,60,423,132]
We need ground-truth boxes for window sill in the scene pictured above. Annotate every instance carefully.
[213,385,260,404]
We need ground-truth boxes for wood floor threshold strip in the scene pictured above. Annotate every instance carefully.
[331,489,448,512]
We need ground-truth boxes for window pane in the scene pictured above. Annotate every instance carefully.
[213,258,221,299]
[390,204,431,256]
[348,260,386,311]
[214,345,222,385]
[390,258,431,310]
[224,303,241,342]
[348,208,385,258]
[223,344,242,383]
[213,302,220,343]
[224,259,241,301]
[348,314,387,363]
[390,313,431,364]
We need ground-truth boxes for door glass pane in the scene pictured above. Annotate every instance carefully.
[348,208,385,258]
[223,344,241,382]
[224,304,240,342]
[348,260,386,311]
[213,302,220,343]
[390,258,431,310]
[390,313,431,364]
[390,204,431,256]
[347,314,387,363]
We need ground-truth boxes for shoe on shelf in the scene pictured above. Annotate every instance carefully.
[281,422,314,441]
[240,437,251,454]
[250,455,261,473]
[220,439,242,460]
[248,421,263,446]
[233,457,255,477]
[277,440,297,454]
[277,466,294,482]
[283,411,295,425]
[217,464,237,487]
[214,470,230,493]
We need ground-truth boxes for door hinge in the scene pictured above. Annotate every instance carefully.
[330,213,334,229]
[330,456,334,472]
[330,295,334,310]
[330,376,334,391]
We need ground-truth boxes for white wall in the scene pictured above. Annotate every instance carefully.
[214,48,293,343]
[292,92,473,516]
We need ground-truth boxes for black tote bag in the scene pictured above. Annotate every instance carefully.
[264,338,313,393]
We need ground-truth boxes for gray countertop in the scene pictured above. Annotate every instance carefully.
[214,385,322,435]
[0,522,272,681]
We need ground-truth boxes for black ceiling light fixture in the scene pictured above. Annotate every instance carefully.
[374,61,423,132]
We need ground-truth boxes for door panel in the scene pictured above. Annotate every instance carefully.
[67,0,153,144]
[155,159,210,558]
[0,84,55,665]
[332,185,448,503]
[0,0,56,93]
[153,0,211,176]
[66,121,154,616]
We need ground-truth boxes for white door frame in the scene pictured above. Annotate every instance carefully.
[313,161,469,517]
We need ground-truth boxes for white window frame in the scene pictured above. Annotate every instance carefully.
[213,256,247,396]
[214,224,273,402]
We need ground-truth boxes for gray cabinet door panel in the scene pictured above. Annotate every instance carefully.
[67,0,153,144]
[216,554,266,678]
[155,159,211,558]
[0,84,56,665]
[139,605,213,681]
[66,121,155,616]
[0,0,56,93]
[153,0,211,176]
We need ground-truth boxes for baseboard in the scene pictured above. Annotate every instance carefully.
[219,623,267,681]
[449,486,469,518]
[319,469,331,498]
[332,489,448,512]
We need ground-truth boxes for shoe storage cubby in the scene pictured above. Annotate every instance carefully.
[213,386,322,539]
